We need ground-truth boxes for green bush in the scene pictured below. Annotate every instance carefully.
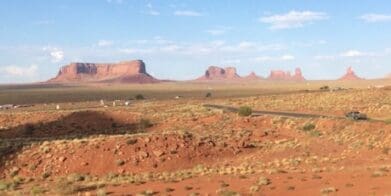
[135,94,145,100]
[139,118,152,130]
[205,92,212,98]
[302,123,316,131]
[309,130,322,137]
[238,106,252,117]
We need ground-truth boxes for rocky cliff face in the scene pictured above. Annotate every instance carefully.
[267,68,305,81]
[197,66,241,80]
[48,60,159,83]
[339,67,363,80]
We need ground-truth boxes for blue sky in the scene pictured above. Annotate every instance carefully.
[1,0,391,83]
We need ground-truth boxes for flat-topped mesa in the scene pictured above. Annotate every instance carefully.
[339,66,363,80]
[268,68,305,81]
[48,60,159,83]
[197,66,241,80]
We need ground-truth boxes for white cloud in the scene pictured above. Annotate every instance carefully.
[0,64,38,77]
[314,55,335,60]
[147,10,160,16]
[32,20,54,25]
[206,29,226,35]
[97,40,113,47]
[205,26,231,36]
[340,50,367,57]
[281,54,295,60]
[43,47,64,63]
[145,3,160,16]
[238,41,256,49]
[253,56,273,62]
[253,54,295,62]
[174,10,203,17]
[119,48,154,54]
[160,44,181,52]
[106,0,123,4]
[259,11,328,29]
[360,14,391,22]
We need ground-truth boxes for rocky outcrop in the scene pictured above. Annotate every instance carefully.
[48,60,159,83]
[244,72,263,80]
[339,67,363,80]
[197,66,241,81]
[267,68,305,81]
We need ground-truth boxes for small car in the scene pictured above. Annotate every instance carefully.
[345,111,367,120]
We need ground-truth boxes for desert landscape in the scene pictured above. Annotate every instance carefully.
[0,59,390,195]
[1,1,391,195]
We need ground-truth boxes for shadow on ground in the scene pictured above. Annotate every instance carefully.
[0,110,145,173]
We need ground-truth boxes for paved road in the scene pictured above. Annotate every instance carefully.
[203,104,342,119]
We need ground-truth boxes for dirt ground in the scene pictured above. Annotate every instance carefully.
[0,87,390,195]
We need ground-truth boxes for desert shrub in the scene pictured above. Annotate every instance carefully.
[0,181,9,191]
[24,123,35,135]
[116,159,125,166]
[30,185,44,195]
[96,189,107,196]
[320,86,330,91]
[385,118,391,124]
[302,123,315,131]
[205,92,212,98]
[67,173,85,182]
[126,138,138,145]
[135,94,145,100]
[55,178,82,195]
[309,130,322,137]
[139,118,152,130]
[238,106,252,117]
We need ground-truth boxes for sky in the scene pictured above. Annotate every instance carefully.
[0,0,391,83]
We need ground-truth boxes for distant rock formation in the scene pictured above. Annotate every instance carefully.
[48,60,159,83]
[244,71,263,80]
[267,68,305,81]
[339,66,363,80]
[196,66,241,81]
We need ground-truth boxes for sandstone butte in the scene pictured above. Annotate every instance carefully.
[338,66,364,81]
[48,60,159,83]
[267,68,306,81]
[244,71,263,80]
[196,66,241,80]
[196,66,305,81]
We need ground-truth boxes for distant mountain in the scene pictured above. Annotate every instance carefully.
[48,60,159,83]
[339,66,363,80]
[267,68,305,81]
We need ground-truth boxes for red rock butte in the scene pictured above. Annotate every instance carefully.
[267,68,305,81]
[339,66,363,81]
[196,66,241,80]
[244,71,263,80]
[48,60,159,83]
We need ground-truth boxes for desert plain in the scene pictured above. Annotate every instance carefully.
[0,80,390,196]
